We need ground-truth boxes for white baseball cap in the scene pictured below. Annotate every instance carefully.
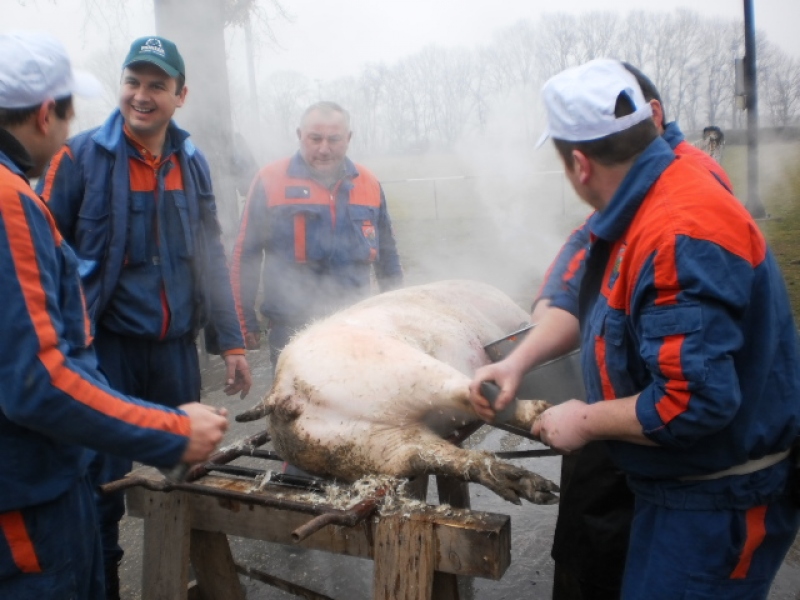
[0,30,102,109]
[536,58,653,148]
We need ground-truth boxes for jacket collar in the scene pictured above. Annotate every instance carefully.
[589,136,675,242]
[661,121,685,150]
[0,127,34,178]
[90,108,195,157]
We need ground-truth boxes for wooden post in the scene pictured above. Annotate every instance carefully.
[433,476,471,599]
[373,516,436,600]
[141,490,191,600]
[190,529,245,600]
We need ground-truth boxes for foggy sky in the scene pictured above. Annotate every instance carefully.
[4,0,800,83]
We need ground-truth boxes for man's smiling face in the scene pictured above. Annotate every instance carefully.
[119,63,186,141]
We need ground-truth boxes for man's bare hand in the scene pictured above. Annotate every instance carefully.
[178,403,229,463]
[244,331,260,350]
[223,354,252,399]
[468,361,522,423]
[531,399,591,453]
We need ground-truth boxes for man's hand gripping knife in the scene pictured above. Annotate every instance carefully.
[160,403,229,482]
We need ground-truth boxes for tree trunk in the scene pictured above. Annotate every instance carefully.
[154,0,241,244]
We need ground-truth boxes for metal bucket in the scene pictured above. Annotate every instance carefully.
[484,325,586,403]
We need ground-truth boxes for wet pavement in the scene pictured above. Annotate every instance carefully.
[115,343,800,599]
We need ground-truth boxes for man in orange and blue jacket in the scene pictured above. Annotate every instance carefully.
[37,36,250,598]
[0,31,228,600]
[231,101,403,369]
[471,59,800,599]
[534,62,737,600]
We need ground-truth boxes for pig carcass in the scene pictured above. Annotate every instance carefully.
[264,280,558,505]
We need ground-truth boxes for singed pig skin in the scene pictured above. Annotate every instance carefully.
[264,280,559,505]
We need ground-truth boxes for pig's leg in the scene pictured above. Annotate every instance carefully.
[395,431,559,505]
[502,399,551,431]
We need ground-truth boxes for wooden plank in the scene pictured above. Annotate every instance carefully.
[433,475,469,598]
[373,516,435,600]
[141,490,191,600]
[126,472,511,579]
[189,530,245,600]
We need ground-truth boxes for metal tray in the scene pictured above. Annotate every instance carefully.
[484,325,586,403]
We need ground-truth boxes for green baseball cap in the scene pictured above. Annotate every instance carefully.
[123,36,185,78]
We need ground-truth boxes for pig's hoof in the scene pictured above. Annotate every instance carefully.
[482,462,560,505]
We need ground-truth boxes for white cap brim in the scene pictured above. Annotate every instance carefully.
[71,69,103,99]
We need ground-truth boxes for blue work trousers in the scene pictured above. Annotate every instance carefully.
[623,491,800,599]
[90,326,201,568]
[0,476,104,599]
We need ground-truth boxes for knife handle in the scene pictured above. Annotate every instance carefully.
[479,380,517,424]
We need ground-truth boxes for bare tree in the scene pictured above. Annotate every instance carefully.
[486,20,539,92]
[575,11,619,63]
[618,11,658,71]
[760,45,800,128]
[536,13,581,78]
[257,70,313,156]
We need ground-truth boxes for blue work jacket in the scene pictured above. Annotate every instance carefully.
[38,110,243,354]
[551,137,800,509]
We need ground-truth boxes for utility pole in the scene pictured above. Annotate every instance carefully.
[743,0,765,218]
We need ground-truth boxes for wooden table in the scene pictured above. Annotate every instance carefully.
[124,468,512,600]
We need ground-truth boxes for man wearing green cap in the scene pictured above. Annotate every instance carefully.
[38,36,251,599]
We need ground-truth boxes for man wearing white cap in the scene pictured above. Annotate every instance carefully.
[0,31,229,599]
[470,59,800,598]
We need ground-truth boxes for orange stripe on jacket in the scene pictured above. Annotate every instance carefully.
[730,505,768,579]
[37,146,73,202]
[230,176,261,335]
[3,189,190,436]
[38,345,189,433]
[649,230,693,423]
[294,214,307,263]
[594,336,616,400]
[0,511,41,573]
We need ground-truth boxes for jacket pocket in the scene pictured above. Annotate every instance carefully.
[268,205,330,263]
[346,205,379,263]
[600,310,642,396]
[171,192,194,259]
[74,198,109,261]
[640,303,706,382]
[125,194,147,266]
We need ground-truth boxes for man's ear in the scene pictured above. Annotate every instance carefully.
[650,99,664,130]
[35,100,55,134]
[296,127,302,140]
[572,150,592,185]
[176,84,188,107]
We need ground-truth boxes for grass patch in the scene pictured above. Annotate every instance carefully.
[749,145,800,321]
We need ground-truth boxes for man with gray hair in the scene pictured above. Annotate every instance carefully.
[231,101,403,370]
[470,58,800,598]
